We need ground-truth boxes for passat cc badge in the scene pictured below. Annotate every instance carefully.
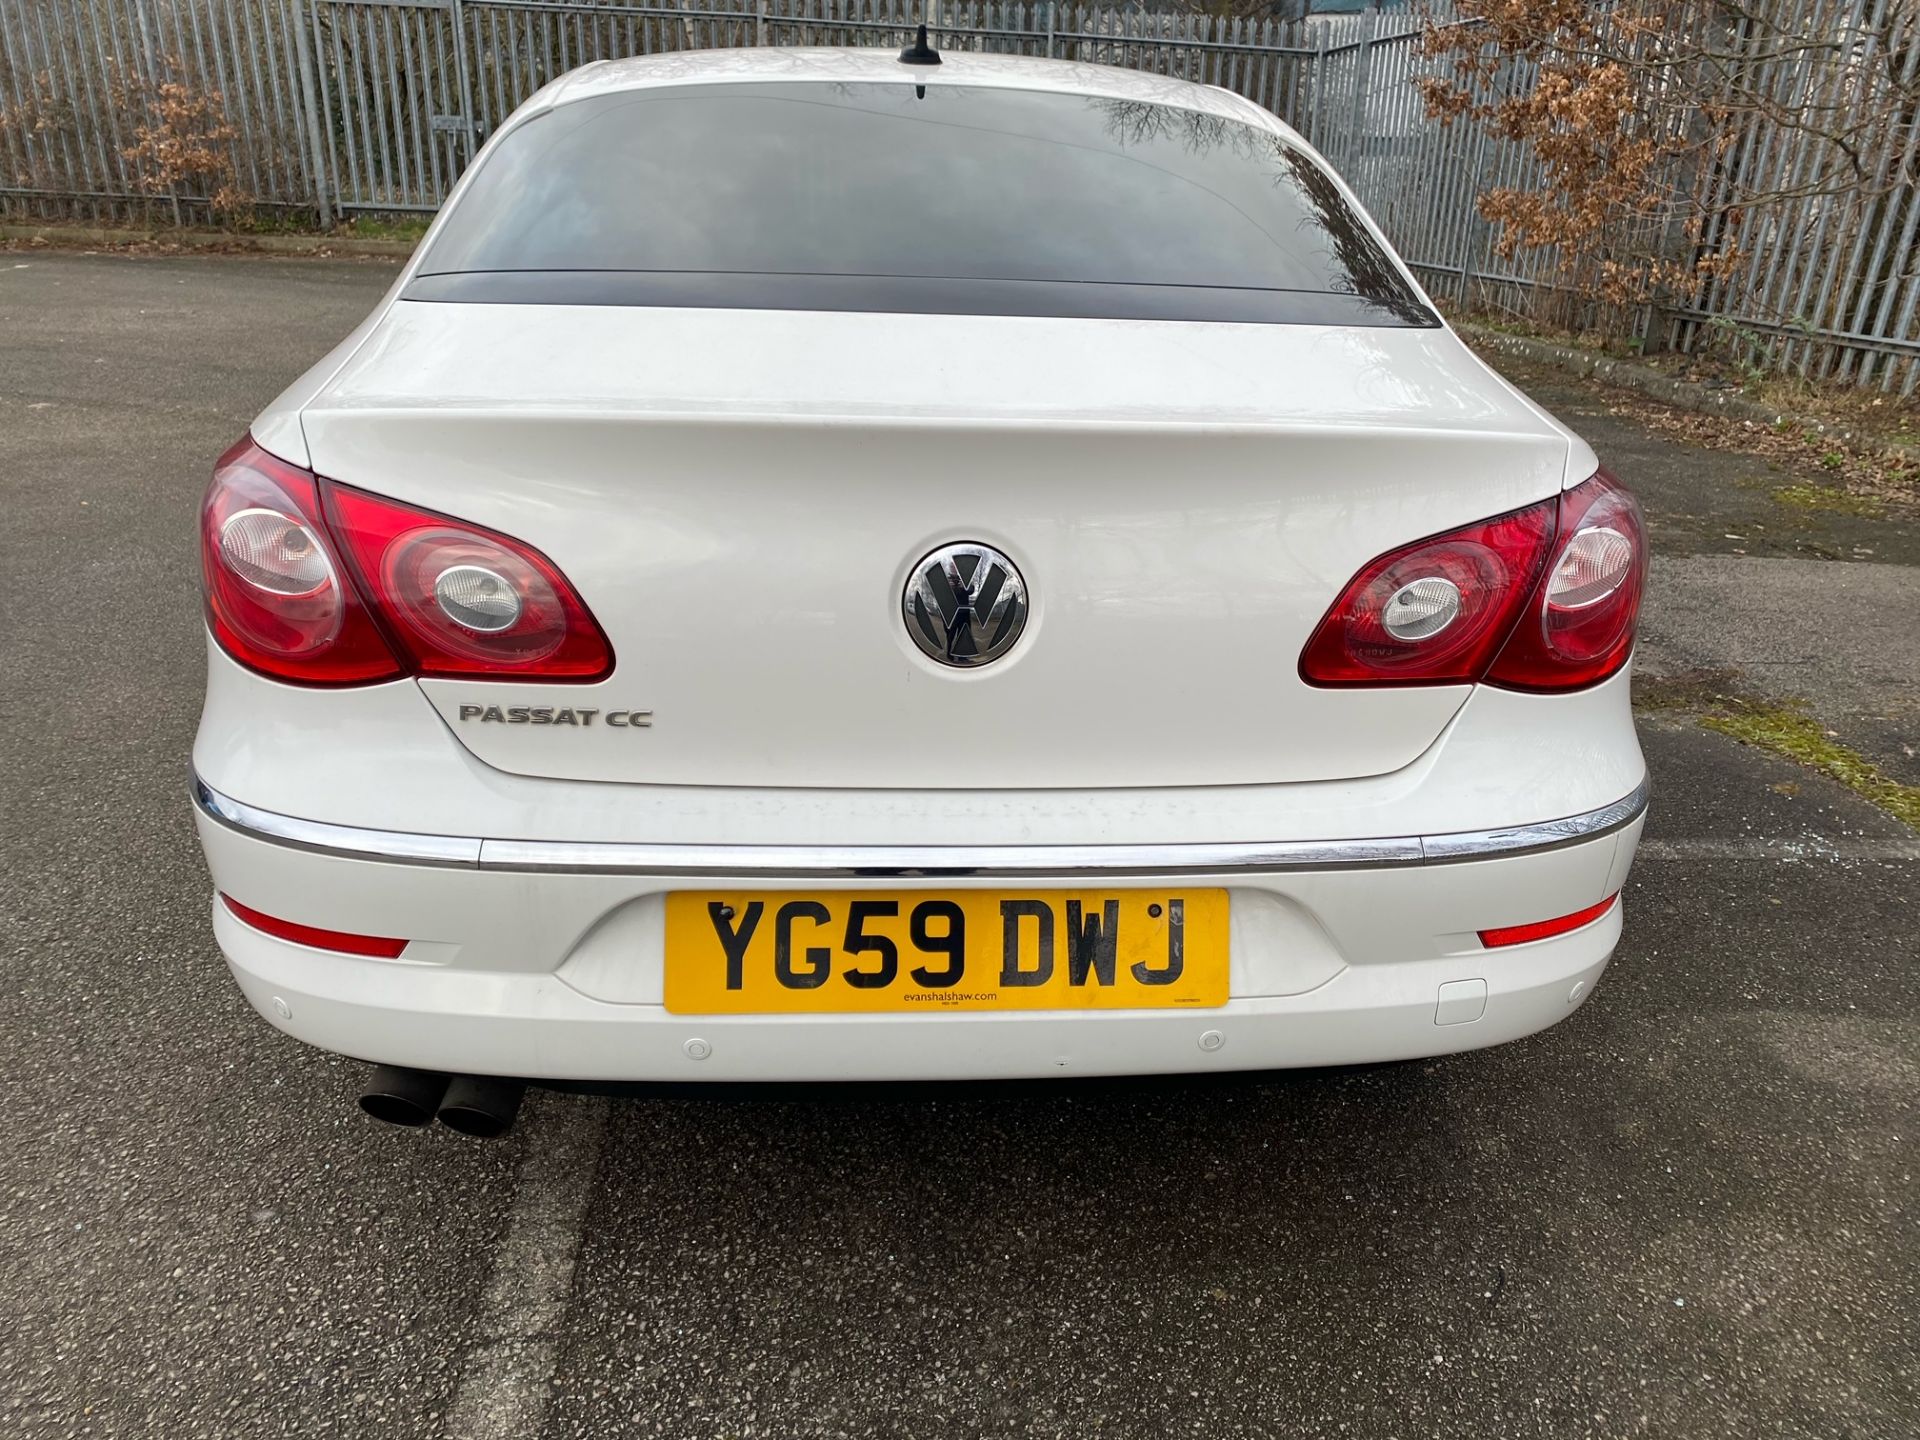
[904,542,1029,668]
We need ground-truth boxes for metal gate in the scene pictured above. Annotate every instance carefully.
[308,0,473,218]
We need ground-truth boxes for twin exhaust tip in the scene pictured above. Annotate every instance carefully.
[359,1065,525,1138]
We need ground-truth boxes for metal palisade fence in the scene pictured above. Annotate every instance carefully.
[0,0,1340,218]
[1,0,1916,394]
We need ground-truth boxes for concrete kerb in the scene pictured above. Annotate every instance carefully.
[0,222,416,259]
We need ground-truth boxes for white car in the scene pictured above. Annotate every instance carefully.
[192,42,1647,1136]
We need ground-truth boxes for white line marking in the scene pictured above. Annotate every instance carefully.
[1637,837,1920,862]
[447,1091,609,1440]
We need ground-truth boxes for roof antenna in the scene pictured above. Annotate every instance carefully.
[898,22,942,66]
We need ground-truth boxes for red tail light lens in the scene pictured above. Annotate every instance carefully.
[1299,497,1558,686]
[200,439,403,685]
[1485,470,1646,691]
[1300,469,1644,692]
[323,482,613,681]
[200,435,613,685]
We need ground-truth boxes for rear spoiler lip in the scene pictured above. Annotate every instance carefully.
[401,269,1440,328]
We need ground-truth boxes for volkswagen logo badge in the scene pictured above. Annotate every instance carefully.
[903,542,1029,668]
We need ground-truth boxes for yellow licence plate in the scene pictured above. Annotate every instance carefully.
[664,889,1228,1015]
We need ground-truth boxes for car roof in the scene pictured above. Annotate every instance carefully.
[535,45,1301,144]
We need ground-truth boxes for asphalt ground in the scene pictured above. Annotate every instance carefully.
[1,253,1914,1440]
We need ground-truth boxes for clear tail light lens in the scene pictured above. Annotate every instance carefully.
[1300,469,1643,693]
[324,482,613,680]
[200,439,403,685]
[200,436,612,685]
[218,509,333,596]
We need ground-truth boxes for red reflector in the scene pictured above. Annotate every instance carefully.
[1479,895,1619,949]
[221,895,408,958]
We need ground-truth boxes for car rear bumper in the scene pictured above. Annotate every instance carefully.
[193,775,1646,1081]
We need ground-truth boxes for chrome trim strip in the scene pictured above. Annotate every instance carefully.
[193,779,483,868]
[193,776,1647,878]
[475,834,1427,878]
[1420,780,1650,863]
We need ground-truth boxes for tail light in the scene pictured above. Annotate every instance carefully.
[324,482,613,680]
[201,439,404,685]
[200,437,612,685]
[1483,472,1646,691]
[1298,495,1557,686]
[1300,470,1643,692]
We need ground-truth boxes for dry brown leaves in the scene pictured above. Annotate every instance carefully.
[1593,383,1918,505]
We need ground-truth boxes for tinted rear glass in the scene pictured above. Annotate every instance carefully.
[413,82,1434,327]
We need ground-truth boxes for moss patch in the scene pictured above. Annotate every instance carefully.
[1772,483,1887,517]
[1632,667,1744,712]
[345,215,431,243]
[1703,701,1920,831]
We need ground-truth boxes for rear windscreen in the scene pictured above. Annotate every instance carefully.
[410,81,1435,327]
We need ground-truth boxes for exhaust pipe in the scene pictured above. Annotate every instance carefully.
[359,1065,451,1127]
[437,1075,526,1139]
